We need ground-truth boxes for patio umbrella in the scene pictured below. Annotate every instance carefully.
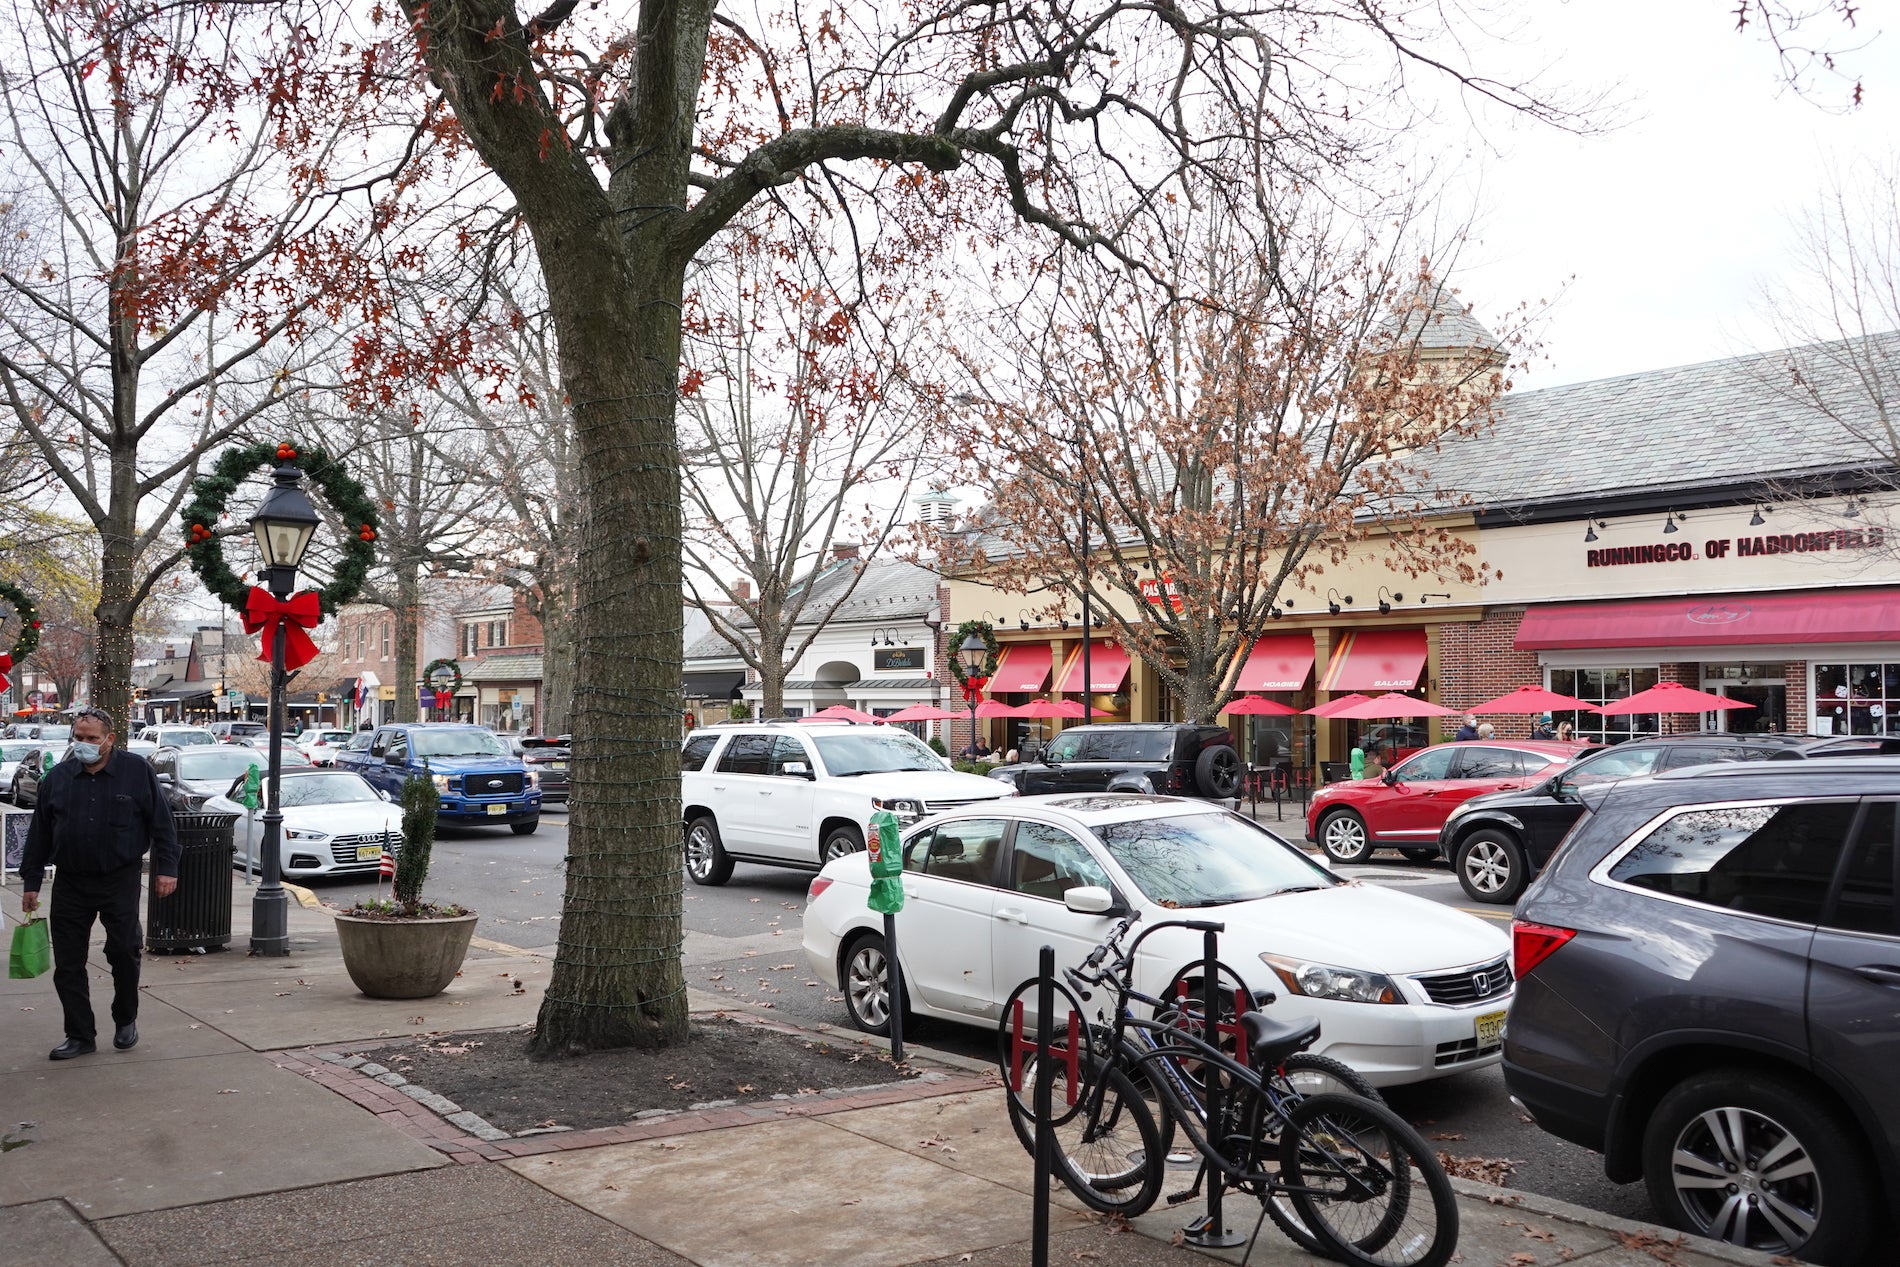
[1016,697,1113,718]
[1304,693,1370,717]
[1469,685,1602,715]
[1595,682,1757,715]
[1221,696,1303,716]
[809,704,883,723]
[973,698,1023,718]
[881,703,964,723]
[1327,692,1462,720]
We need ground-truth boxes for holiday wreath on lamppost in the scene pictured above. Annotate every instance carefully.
[182,440,377,955]
[421,658,462,718]
[0,578,42,702]
[947,619,999,756]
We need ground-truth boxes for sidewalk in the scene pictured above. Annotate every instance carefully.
[2,872,1781,1267]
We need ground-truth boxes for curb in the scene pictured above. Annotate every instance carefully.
[1444,1177,1782,1266]
[283,882,321,909]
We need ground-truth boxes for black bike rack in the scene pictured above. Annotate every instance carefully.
[1180,924,1247,1248]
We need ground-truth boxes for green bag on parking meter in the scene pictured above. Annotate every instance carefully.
[866,809,904,914]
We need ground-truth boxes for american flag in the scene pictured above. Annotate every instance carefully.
[378,848,395,878]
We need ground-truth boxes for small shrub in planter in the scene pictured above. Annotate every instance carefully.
[928,736,947,756]
[336,767,477,999]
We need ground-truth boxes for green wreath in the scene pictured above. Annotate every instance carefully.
[946,619,1000,690]
[0,579,40,661]
[422,658,463,699]
[181,440,378,614]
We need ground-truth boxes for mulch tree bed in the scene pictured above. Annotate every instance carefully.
[362,1017,918,1134]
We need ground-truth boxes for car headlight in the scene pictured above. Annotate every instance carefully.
[285,828,330,841]
[430,774,452,792]
[1260,954,1403,1005]
[873,796,926,823]
[525,771,540,788]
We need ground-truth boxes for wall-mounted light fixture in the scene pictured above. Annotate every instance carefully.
[1018,618,1030,632]
[1661,510,1686,535]
[1326,588,1352,615]
[1749,505,1769,527]
[1583,519,1607,543]
[1844,496,1865,519]
[1376,586,1404,615]
[1419,592,1452,603]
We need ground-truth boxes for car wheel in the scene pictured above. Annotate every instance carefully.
[1398,847,1440,865]
[1643,1069,1876,1264]
[683,815,734,886]
[1455,829,1525,904]
[1194,745,1243,798]
[822,825,864,863]
[842,932,903,1036]
[510,818,539,836]
[1316,810,1373,864]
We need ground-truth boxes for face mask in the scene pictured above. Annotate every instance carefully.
[71,742,103,764]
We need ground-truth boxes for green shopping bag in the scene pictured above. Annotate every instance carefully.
[8,916,51,979]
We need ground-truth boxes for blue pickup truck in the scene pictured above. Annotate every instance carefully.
[339,723,541,834]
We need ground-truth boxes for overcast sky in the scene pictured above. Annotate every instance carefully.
[1438,1,1899,391]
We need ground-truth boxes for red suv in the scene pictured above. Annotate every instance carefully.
[1305,740,1589,864]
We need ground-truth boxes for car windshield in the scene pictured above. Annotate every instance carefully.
[177,748,267,781]
[812,730,944,775]
[275,772,381,807]
[1093,812,1338,907]
[1,741,36,759]
[164,730,217,746]
[37,725,72,740]
[410,729,510,758]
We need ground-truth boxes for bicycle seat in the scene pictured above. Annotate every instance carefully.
[1240,1012,1320,1065]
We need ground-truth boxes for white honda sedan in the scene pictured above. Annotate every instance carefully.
[802,794,1514,1087]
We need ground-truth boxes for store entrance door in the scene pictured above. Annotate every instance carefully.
[1702,663,1787,733]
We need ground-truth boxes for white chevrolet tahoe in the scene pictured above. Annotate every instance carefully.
[679,721,1014,886]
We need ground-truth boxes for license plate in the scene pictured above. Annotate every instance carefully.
[548,761,567,771]
[1475,1009,1507,1048]
[355,845,381,861]
[487,803,507,816]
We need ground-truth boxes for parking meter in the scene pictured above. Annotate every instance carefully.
[866,809,904,914]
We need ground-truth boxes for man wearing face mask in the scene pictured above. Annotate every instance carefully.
[18,705,179,1060]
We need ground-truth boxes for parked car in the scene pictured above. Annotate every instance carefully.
[5,722,70,742]
[201,768,403,879]
[136,725,217,748]
[1505,757,1900,1265]
[804,794,1515,1087]
[208,720,267,744]
[1438,732,1820,903]
[6,743,64,806]
[238,735,324,767]
[124,739,160,762]
[680,720,1013,886]
[151,743,279,810]
[294,728,356,766]
[984,723,1244,800]
[1306,739,1590,864]
[504,734,570,803]
[0,738,40,801]
[338,722,542,834]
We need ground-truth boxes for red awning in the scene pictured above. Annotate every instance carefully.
[1516,588,1900,651]
[988,643,1053,694]
[1054,641,1132,694]
[1318,630,1427,692]
[1233,634,1316,693]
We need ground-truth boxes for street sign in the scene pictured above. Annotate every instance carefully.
[418,687,436,708]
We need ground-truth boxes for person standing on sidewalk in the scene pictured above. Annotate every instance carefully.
[17,705,179,1060]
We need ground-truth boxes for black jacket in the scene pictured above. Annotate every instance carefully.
[19,748,180,889]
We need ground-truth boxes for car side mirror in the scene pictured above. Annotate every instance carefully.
[1381,770,1398,786]
[1040,750,1059,766]
[379,789,395,802]
[1552,778,1573,800]
[1063,885,1123,916]
[155,773,173,785]
[385,752,405,765]
[781,761,813,779]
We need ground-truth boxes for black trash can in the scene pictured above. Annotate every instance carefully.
[148,811,239,954]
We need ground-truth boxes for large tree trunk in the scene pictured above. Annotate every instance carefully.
[93,462,139,728]
[393,559,420,723]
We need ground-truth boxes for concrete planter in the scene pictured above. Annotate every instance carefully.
[333,911,478,999]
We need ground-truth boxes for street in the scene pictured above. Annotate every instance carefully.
[304,805,1654,1226]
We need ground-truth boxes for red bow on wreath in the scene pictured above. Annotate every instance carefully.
[240,588,322,671]
[0,651,10,694]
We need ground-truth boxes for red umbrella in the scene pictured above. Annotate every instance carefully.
[882,703,964,722]
[1305,693,1370,717]
[1221,696,1302,716]
[1327,692,1462,720]
[809,704,883,723]
[1016,697,1113,718]
[1596,682,1757,715]
[1469,685,1602,715]
[973,698,1022,718]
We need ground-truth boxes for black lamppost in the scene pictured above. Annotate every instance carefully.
[247,464,320,956]
[957,631,988,757]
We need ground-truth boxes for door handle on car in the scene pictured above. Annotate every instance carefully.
[1852,964,1900,987]
[994,906,1029,925]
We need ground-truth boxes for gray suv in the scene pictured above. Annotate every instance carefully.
[1505,758,1900,1265]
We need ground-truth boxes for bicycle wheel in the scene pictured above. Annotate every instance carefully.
[1261,1057,1386,1257]
[1279,1092,1457,1267]
[1007,1060,1165,1217]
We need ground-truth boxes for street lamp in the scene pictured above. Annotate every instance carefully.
[245,464,321,957]
[958,631,988,758]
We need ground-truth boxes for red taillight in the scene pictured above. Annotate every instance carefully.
[1512,919,1576,978]
[807,876,833,902]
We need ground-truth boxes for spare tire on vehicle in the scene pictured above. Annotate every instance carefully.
[1194,744,1242,798]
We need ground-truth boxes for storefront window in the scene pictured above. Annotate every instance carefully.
[1548,667,1661,743]
[1814,662,1900,735]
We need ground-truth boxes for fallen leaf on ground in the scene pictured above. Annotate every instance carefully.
[218,1089,240,1094]
[1436,1151,1515,1186]
[1428,1131,1465,1140]
[840,1196,862,1206]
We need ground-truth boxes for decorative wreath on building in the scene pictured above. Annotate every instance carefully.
[946,618,1000,691]
[422,658,463,699]
[180,440,378,614]
[0,578,41,662]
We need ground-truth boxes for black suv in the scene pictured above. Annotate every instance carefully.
[1438,733,1818,904]
[1506,758,1900,1264]
[985,723,1242,799]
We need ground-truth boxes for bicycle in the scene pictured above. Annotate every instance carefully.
[998,911,1457,1267]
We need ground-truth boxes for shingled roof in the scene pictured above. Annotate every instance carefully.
[684,557,941,660]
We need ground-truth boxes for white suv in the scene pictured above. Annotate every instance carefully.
[679,721,1014,886]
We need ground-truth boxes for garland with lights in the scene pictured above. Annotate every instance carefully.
[0,579,41,663]
[181,440,378,614]
[946,619,1000,692]
[421,658,463,699]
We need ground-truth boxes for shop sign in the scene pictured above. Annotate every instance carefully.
[1139,576,1183,610]
[1587,528,1885,569]
[873,646,923,671]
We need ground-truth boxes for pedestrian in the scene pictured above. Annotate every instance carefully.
[1529,714,1556,740]
[1452,714,1480,741]
[17,706,179,1061]
[1476,722,1496,739]
[1556,721,1576,741]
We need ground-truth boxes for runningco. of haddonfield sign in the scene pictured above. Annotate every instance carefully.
[1587,528,1886,569]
